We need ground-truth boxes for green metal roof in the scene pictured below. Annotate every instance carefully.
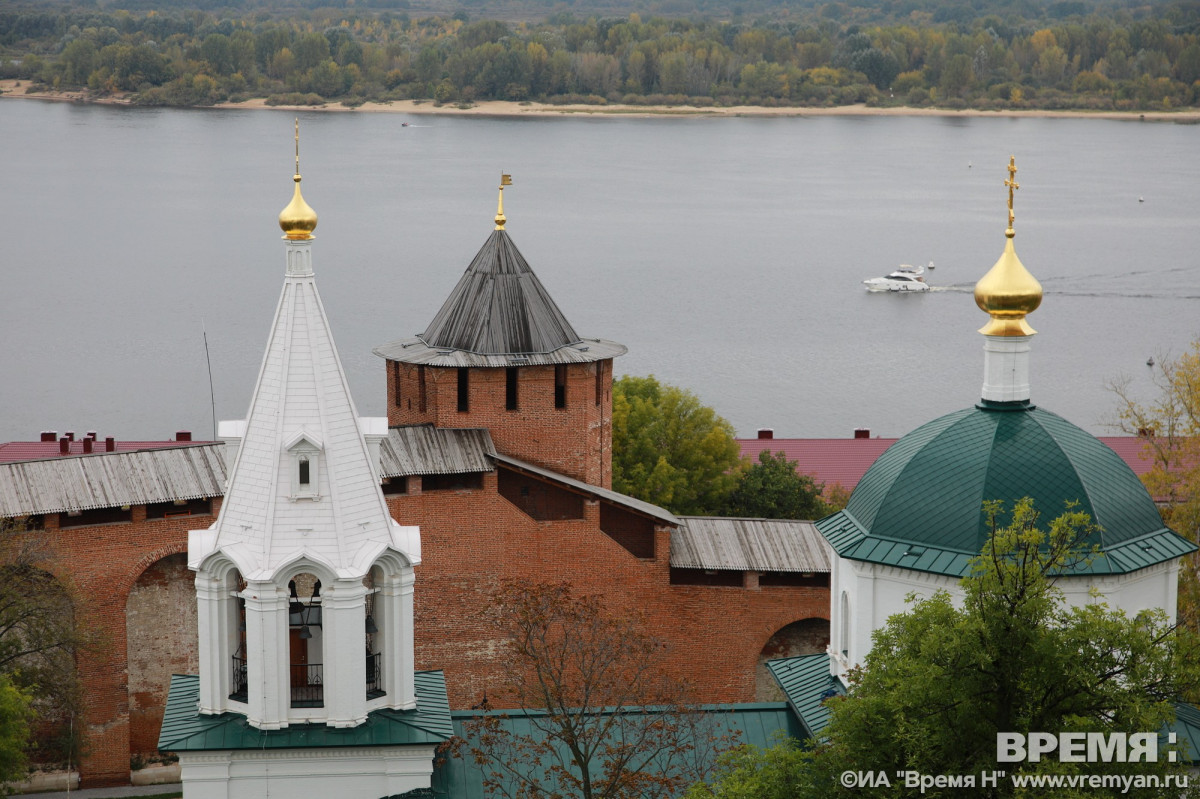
[816,404,1195,577]
[1170,702,1200,764]
[766,656,1200,767]
[158,671,453,752]
[431,704,804,798]
[765,654,844,741]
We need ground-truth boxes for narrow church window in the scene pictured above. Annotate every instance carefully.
[457,368,470,412]
[418,366,427,413]
[392,361,402,407]
[506,367,519,411]
[287,436,321,500]
[555,365,567,409]
[595,362,603,406]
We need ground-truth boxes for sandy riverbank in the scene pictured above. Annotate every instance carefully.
[4,79,1199,121]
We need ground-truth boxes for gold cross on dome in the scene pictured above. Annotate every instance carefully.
[1005,155,1019,230]
[294,118,301,175]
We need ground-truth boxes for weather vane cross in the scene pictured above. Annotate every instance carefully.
[294,117,302,175]
[1005,155,1019,230]
[495,173,512,230]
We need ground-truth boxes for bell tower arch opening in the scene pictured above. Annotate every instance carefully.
[287,572,324,708]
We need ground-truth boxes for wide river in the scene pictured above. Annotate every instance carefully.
[0,100,1197,445]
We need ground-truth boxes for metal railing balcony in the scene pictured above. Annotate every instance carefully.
[366,652,384,699]
[290,663,323,708]
[230,655,248,702]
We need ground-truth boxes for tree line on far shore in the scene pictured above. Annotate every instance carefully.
[2,0,1200,110]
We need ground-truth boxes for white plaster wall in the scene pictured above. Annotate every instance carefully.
[179,745,437,799]
[831,556,958,682]
[829,554,1180,682]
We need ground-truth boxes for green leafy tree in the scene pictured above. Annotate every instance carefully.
[684,734,808,799]
[720,451,831,520]
[0,675,32,786]
[451,581,729,799]
[1108,339,1200,631]
[692,499,1200,798]
[612,376,742,515]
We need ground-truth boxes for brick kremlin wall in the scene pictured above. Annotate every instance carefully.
[387,360,613,487]
[388,474,829,710]
[35,501,218,787]
[32,354,828,787]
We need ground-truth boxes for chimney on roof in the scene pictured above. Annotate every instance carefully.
[176,431,192,442]
[854,428,870,439]
[757,428,774,440]
[65,432,75,442]
[40,431,56,442]
[86,431,97,440]
[105,437,115,453]
[83,438,93,454]
[59,437,70,455]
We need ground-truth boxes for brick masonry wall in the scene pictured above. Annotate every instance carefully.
[126,553,198,754]
[27,435,828,787]
[32,500,217,788]
[387,361,613,488]
[388,482,829,710]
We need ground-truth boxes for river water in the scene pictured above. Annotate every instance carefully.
[0,101,1197,444]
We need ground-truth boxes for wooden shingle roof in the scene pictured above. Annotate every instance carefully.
[0,444,226,516]
[375,230,626,367]
[379,426,495,477]
[423,229,580,355]
[671,517,832,573]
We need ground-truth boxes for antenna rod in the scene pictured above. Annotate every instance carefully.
[203,322,217,441]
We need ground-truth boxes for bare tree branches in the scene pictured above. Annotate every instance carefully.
[450,581,735,799]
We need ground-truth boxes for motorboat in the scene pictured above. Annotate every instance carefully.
[863,263,930,292]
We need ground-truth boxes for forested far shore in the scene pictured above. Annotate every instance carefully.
[2,0,1199,111]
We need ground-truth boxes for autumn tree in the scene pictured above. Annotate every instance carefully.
[454,581,729,799]
[691,499,1200,798]
[720,451,832,520]
[1109,339,1200,630]
[612,376,743,515]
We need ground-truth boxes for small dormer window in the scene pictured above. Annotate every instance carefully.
[286,431,322,501]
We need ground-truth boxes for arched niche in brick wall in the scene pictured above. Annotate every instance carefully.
[126,553,198,755]
[755,618,831,702]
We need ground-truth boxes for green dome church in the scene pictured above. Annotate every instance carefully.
[815,157,1196,685]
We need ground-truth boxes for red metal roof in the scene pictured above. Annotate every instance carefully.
[738,435,1160,493]
[0,438,210,463]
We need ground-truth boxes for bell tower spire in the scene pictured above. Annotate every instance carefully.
[189,123,420,732]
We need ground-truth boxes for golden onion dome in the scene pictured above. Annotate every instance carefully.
[975,156,1042,337]
[279,119,317,240]
[279,173,318,240]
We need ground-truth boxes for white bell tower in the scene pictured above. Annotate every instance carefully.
[189,125,420,732]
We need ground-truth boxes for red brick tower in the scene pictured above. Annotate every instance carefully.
[374,179,625,488]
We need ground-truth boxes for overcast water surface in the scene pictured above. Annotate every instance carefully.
[1,100,1197,444]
